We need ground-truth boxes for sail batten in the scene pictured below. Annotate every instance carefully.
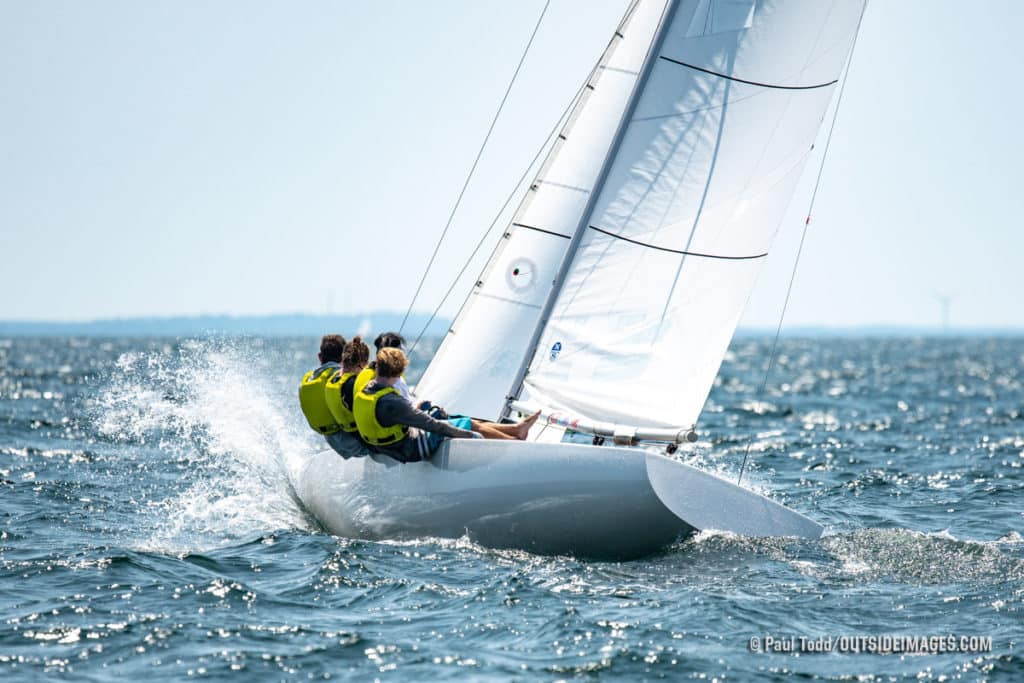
[658,55,838,90]
[588,225,768,260]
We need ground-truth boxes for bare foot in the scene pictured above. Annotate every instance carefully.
[515,410,542,440]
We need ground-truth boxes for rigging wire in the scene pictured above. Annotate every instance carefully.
[405,79,588,357]
[399,0,551,335]
[737,3,868,485]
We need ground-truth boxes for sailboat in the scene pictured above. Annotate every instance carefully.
[296,0,866,559]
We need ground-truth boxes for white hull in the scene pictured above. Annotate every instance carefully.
[294,440,822,560]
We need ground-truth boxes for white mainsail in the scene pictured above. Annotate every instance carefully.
[519,0,866,429]
[414,0,672,421]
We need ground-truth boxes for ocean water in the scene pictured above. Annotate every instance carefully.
[0,335,1020,681]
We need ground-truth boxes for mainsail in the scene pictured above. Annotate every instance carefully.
[520,0,866,429]
[420,0,866,431]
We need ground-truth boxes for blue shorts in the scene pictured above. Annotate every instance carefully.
[421,416,473,456]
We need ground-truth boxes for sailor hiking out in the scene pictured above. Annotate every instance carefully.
[298,335,345,434]
[353,331,412,401]
[353,347,541,463]
[299,334,369,458]
[321,336,371,458]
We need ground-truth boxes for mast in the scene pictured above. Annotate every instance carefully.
[502,0,680,419]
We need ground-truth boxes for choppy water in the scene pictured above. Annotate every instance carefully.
[1,335,1021,680]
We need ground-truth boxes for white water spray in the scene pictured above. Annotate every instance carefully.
[94,338,322,553]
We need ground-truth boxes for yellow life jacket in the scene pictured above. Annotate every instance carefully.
[353,384,408,446]
[324,370,358,433]
[353,366,375,397]
[299,363,343,434]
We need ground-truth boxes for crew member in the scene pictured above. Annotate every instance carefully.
[323,336,371,458]
[298,334,349,456]
[353,331,412,401]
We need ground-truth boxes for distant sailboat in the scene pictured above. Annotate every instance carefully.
[297,0,866,559]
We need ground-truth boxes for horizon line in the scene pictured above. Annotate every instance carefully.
[0,310,1019,332]
[0,311,1022,337]
[0,310,433,325]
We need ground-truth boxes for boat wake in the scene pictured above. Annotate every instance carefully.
[676,526,1024,587]
[92,338,319,553]
[819,527,1024,584]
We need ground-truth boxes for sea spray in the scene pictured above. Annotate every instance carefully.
[91,338,318,552]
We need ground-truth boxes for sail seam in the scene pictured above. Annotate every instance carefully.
[536,179,591,194]
[588,225,767,260]
[658,55,838,90]
[512,223,572,239]
[599,65,641,76]
[474,291,543,309]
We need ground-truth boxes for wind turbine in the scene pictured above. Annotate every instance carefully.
[931,291,956,331]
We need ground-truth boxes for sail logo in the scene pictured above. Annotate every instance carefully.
[550,341,562,361]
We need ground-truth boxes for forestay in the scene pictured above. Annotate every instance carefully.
[415,0,672,421]
[520,0,866,428]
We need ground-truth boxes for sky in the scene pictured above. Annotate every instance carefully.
[2,0,1023,329]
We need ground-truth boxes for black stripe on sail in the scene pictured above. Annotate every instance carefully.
[658,55,837,91]
[513,223,572,239]
[588,225,767,260]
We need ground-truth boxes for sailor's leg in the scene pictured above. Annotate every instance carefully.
[471,420,516,440]
[471,411,541,441]
[473,421,519,437]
